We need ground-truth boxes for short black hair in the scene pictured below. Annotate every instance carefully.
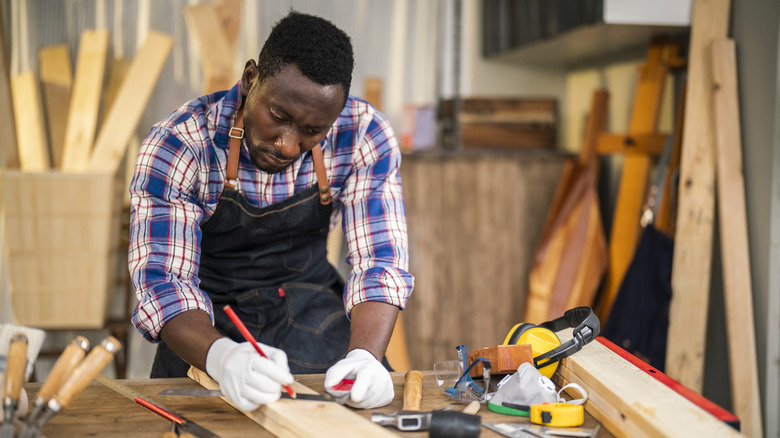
[257,11,354,101]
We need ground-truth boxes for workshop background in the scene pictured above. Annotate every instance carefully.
[0,0,778,436]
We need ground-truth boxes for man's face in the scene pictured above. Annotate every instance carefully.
[241,62,345,174]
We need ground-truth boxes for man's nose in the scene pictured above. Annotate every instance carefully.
[276,132,300,158]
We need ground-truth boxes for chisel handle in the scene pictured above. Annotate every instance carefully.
[36,336,90,403]
[403,370,423,412]
[50,336,121,410]
[4,333,28,403]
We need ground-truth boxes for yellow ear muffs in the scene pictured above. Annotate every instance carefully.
[504,324,562,378]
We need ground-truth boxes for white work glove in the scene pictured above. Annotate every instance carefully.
[324,349,394,409]
[205,337,294,412]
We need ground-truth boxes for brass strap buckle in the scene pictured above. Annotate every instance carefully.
[228,127,244,139]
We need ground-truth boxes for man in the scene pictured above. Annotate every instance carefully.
[128,11,414,411]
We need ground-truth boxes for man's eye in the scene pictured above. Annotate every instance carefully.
[270,111,284,122]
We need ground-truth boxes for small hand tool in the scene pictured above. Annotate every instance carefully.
[20,336,121,438]
[156,388,349,404]
[483,422,597,437]
[371,370,481,438]
[1,333,28,438]
[94,374,220,438]
[222,305,296,398]
[19,336,89,438]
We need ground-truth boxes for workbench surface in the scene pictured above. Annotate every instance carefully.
[23,371,612,437]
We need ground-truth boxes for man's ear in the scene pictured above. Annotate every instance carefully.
[240,60,258,97]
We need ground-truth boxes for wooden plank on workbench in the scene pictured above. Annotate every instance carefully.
[38,45,73,169]
[184,2,236,94]
[665,0,731,393]
[188,367,397,438]
[711,38,763,438]
[87,31,173,174]
[60,29,109,172]
[10,72,50,171]
[554,335,741,438]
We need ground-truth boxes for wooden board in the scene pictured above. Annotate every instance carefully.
[38,45,73,169]
[184,2,236,94]
[711,38,763,438]
[0,9,18,169]
[10,72,50,171]
[554,334,741,438]
[60,29,109,172]
[665,0,731,393]
[215,0,243,57]
[596,133,668,156]
[525,90,608,323]
[188,367,397,438]
[87,31,173,174]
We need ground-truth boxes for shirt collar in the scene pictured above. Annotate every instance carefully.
[212,80,243,150]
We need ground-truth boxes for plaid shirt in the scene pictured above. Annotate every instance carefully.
[129,83,414,342]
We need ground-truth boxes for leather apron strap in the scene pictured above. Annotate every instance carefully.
[225,104,331,204]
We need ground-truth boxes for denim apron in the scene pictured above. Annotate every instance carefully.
[150,104,350,377]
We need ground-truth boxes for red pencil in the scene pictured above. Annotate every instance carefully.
[223,305,297,399]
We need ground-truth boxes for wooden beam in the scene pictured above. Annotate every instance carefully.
[60,29,109,172]
[596,133,669,156]
[655,82,687,237]
[554,335,741,437]
[38,45,73,169]
[525,90,608,322]
[711,38,763,438]
[87,31,173,174]
[188,367,397,438]
[665,0,731,393]
[183,2,236,94]
[10,71,50,171]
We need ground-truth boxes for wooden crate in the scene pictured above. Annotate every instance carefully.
[1,171,122,328]
[438,98,557,150]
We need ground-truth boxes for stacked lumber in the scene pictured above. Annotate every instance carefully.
[1,27,172,328]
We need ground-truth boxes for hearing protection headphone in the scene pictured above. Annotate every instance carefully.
[503,306,600,378]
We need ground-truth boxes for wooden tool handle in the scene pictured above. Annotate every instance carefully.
[37,336,90,401]
[4,333,28,401]
[53,336,121,409]
[402,370,423,411]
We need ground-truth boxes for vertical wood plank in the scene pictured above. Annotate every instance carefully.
[666,0,731,392]
[0,6,19,169]
[87,31,173,174]
[183,2,236,94]
[38,45,73,169]
[711,38,763,438]
[61,29,109,172]
[11,72,50,171]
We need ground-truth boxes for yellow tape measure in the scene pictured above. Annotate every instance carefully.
[530,403,584,427]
